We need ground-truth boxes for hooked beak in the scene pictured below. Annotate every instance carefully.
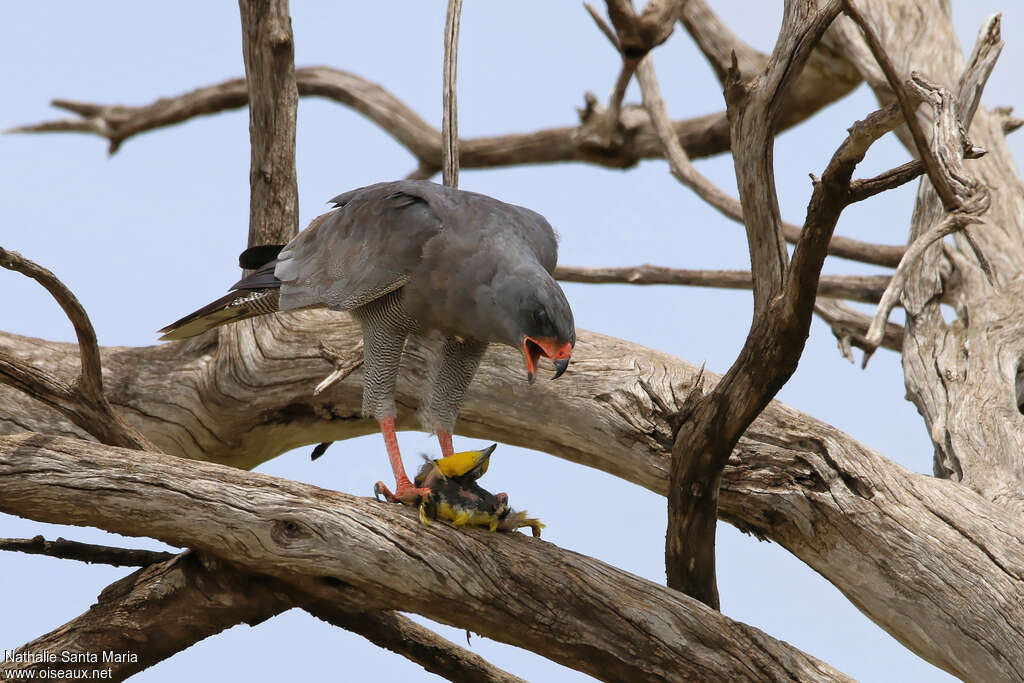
[523,337,573,383]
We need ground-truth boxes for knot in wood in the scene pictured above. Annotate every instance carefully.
[271,517,312,545]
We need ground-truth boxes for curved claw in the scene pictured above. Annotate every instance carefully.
[374,481,396,502]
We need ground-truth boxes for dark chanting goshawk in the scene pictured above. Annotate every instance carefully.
[159,180,576,503]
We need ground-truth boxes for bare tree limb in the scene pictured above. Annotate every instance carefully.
[441,0,463,188]
[678,0,766,84]
[862,211,982,367]
[665,0,844,607]
[2,316,1021,680]
[583,3,620,52]
[636,55,743,230]
[0,536,176,567]
[859,70,992,366]
[813,299,904,362]
[555,264,891,303]
[7,66,904,267]
[0,248,156,451]
[0,432,851,682]
[841,0,961,211]
[3,551,292,680]
[0,250,102,403]
[4,540,514,683]
[238,0,300,247]
[304,605,526,683]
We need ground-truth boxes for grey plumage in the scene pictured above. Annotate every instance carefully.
[159,180,575,494]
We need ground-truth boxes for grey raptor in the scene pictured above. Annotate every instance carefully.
[159,180,576,503]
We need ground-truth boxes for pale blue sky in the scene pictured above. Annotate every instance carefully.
[2,3,1021,680]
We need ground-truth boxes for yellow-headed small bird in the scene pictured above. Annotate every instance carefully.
[412,444,543,537]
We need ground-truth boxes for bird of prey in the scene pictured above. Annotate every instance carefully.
[159,180,575,503]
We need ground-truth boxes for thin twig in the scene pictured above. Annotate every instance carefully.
[313,340,364,395]
[442,0,463,188]
[0,535,177,567]
[813,299,904,362]
[555,264,891,303]
[584,2,620,51]
[7,67,903,266]
[633,55,893,267]
[862,212,982,367]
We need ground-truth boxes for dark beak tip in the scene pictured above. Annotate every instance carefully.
[527,370,537,385]
[552,358,570,380]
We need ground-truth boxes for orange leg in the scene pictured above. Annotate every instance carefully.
[373,416,430,504]
[437,430,454,459]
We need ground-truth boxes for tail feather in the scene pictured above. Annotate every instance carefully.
[160,244,292,341]
[158,289,281,341]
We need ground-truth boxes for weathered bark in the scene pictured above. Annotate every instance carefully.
[5,0,1024,680]
[664,0,846,607]
[238,0,299,247]
[2,545,520,683]
[1,318,1022,681]
[2,552,291,680]
[830,2,1024,511]
[0,433,850,683]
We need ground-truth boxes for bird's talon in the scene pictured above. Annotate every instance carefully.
[374,481,397,503]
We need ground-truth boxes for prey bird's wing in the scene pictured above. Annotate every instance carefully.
[275,183,444,312]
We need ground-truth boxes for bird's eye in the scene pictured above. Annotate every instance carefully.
[533,308,549,326]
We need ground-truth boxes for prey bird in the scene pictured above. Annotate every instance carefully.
[159,180,575,503]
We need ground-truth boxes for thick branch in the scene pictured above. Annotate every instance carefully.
[666,0,844,607]
[1,318,1021,680]
[0,433,849,683]
[7,547,521,683]
[4,551,292,680]
[555,264,890,303]
[238,0,299,247]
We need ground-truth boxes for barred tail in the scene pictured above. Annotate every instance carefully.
[159,245,289,341]
[158,289,281,340]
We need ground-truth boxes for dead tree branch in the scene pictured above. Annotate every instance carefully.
[238,0,300,247]
[441,0,463,188]
[841,0,961,211]
[0,536,176,567]
[665,0,846,608]
[8,67,904,267]
[4,551,291,680]
[3,542,516,683]
[813,299,904,361]
[1,318,1021,680]
[0,432,851,682]
[0,248,156,451]
[860,67,994,364]
[555,264,890,303]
